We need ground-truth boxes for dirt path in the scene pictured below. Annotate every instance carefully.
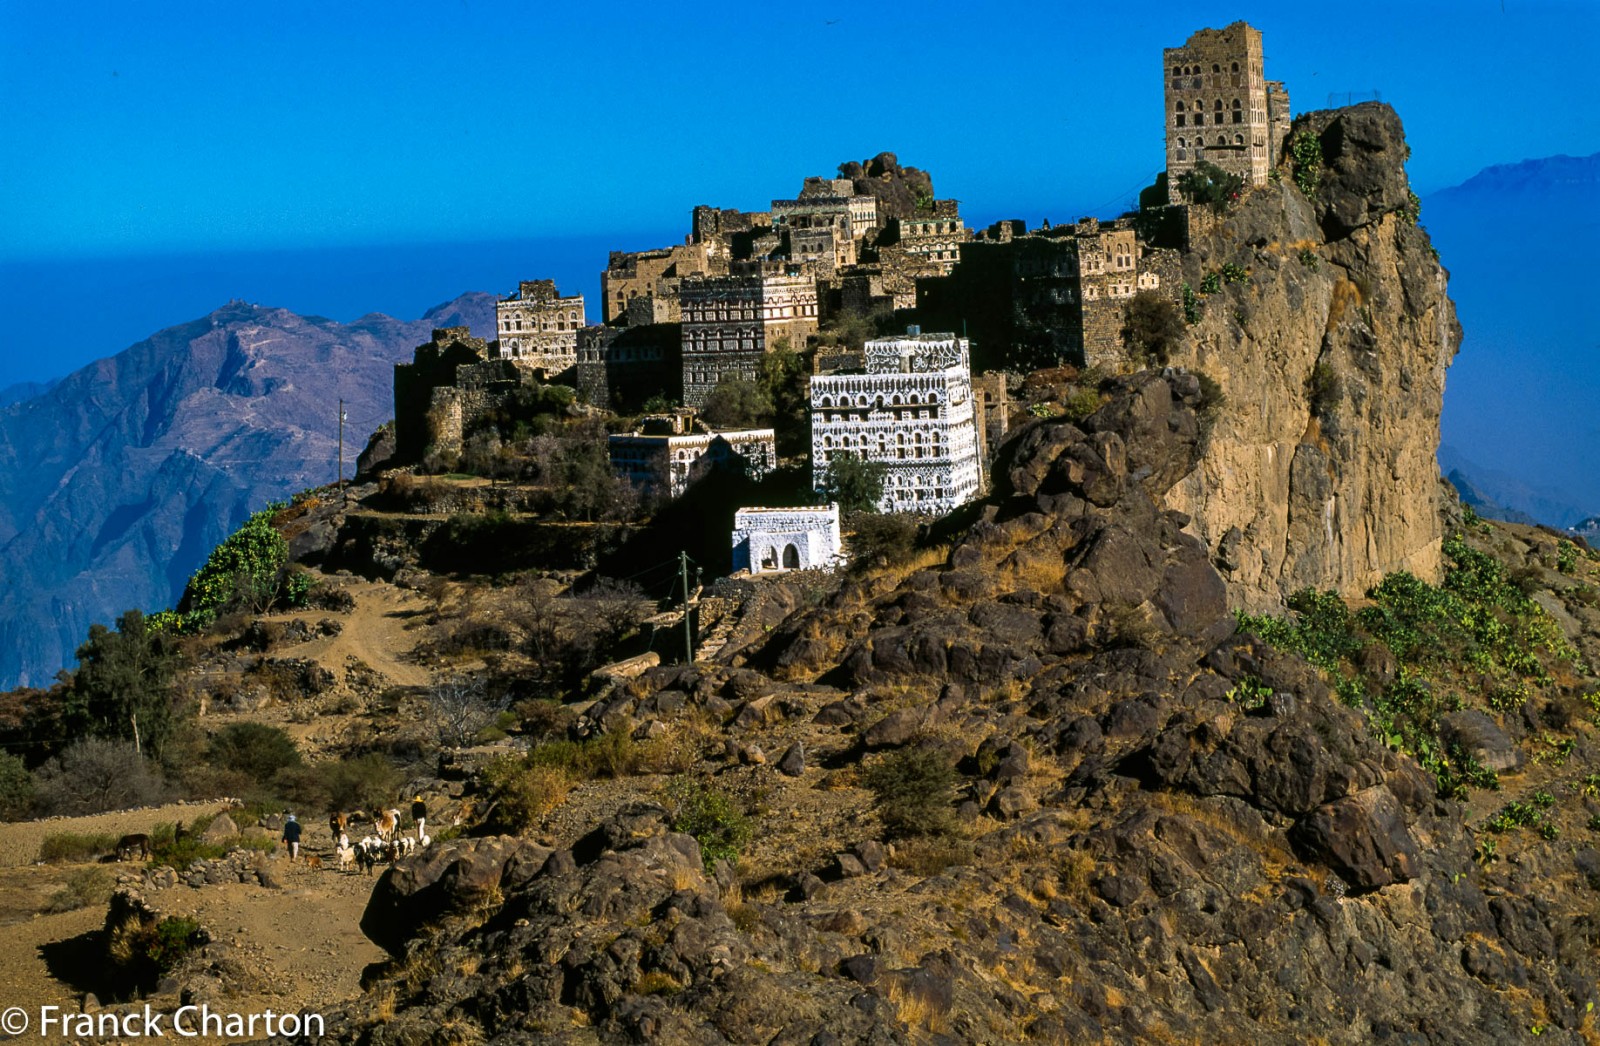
[269,577,432,689]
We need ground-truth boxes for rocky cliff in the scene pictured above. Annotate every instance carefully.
[0,293,494,687]
[1164,103,1459,610]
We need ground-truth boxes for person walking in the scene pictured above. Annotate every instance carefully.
[411,795,428,840]
[282,813,303,862]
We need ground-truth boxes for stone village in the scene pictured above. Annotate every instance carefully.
[392,22,1291,578]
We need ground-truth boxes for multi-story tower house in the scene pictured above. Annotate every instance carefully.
[1163,22,1291,203]
[810,332,982,515]
[884,210,968,275]
[679,265,819,407]
[786,211,856,274]
[600,242,716,325]
[496,280,585,375]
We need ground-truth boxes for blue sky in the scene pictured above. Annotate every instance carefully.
[0,0,1594,390]
[3,0,1594,258]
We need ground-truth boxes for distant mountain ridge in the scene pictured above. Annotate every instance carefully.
[1428,153,1600,520]
[0,293,495,687]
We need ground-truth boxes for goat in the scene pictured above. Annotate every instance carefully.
[373,808,402,842]
[115,834,151,862]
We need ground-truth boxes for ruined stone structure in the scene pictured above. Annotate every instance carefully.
[810,332,982,514]
[731,504,844,575]
[1164,22,1291,203]
[679,267,819,407]
[601,243,715,325]
[393,328,516,464]
[608,413,776,499]
[496,281,584,375]
[575,324,682,411]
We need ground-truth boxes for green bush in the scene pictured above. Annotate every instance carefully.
[147,916,203,973]
[1200,271,1221,294]
[1221,263,1248,285]
[207,722,301,781]
[45,866,115,913]
[1291,131,1323,198]
[1060,388,1104,423]
[821,454,888,514]
[848,512,923,572]
[0,751,35,819]
[1175,160,1243,211]
[480,755,572,834]
[1298,248,1320,271]
[666,777,752,869]
[180,507,289,617]
[1120,291,1186,366]
[1181,283,1202,324]
[863,747,958,839]
[38,832,119,863]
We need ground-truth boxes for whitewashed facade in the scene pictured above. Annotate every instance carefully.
[731,504,844,574]
[810,332,982,515]
[496,279,585,373]
[609,419,776,499]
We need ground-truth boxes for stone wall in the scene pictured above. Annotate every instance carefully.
[576,324,682,411]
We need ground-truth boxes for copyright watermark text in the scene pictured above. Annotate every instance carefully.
[2,1004,324,1038]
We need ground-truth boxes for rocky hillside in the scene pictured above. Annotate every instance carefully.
[0,293,494,687]
[1164,103,1459,611]
[304,370,1600,1044]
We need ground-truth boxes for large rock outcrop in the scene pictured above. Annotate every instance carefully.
[1165,102,1459,610]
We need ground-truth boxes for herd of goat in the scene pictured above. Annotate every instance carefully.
[109,806,441,875]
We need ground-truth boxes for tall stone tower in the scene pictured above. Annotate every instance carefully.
[1164,22,1289,203]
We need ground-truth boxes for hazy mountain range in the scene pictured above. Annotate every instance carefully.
[1427,151,1600,527]
[0,294,494,688]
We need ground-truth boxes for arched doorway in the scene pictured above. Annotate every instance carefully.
[782,543,800,569]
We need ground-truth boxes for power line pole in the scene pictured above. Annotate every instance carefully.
[680,550,694,664]
[338,398,346,501]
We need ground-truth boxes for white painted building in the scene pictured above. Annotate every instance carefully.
[608,414,776,499]
[731,504,844,574]
[810,332,983,515]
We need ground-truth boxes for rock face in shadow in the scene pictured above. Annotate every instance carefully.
[1164,102,1460,611]
[0,293,494,686]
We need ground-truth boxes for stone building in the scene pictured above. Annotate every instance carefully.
[810,332,982,515]
[915,218,1180,371]
[601,243,715,325]
[1164,22,1291,203]
[496,280,585,375]
[971,372,1010,463]
[731,504,844,575]
[679,265,820,407]
[393,327,514,464]
[771,177,879,240]
[608,413,776,499]
[575,323,681,411]
[785,211,856,274]
[883,213,968,274]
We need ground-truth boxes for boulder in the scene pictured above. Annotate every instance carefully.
[1440,710,1519,773]
[1290,786,1419,893]
[360,836,551,954]
[199,813,238,844]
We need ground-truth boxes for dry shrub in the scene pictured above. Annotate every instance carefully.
[1326,278,1362,332]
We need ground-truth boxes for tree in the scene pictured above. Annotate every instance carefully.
[757,347,810,457]
[1121,291,1186,365]
[180,507,289,617]
[426,675,508,747]
[206,722,301,781]
[33,738,167,816]
[63,610,185,757]
[822,454,888,514]
[1175,161,1244,211]
[700,377,772,430]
